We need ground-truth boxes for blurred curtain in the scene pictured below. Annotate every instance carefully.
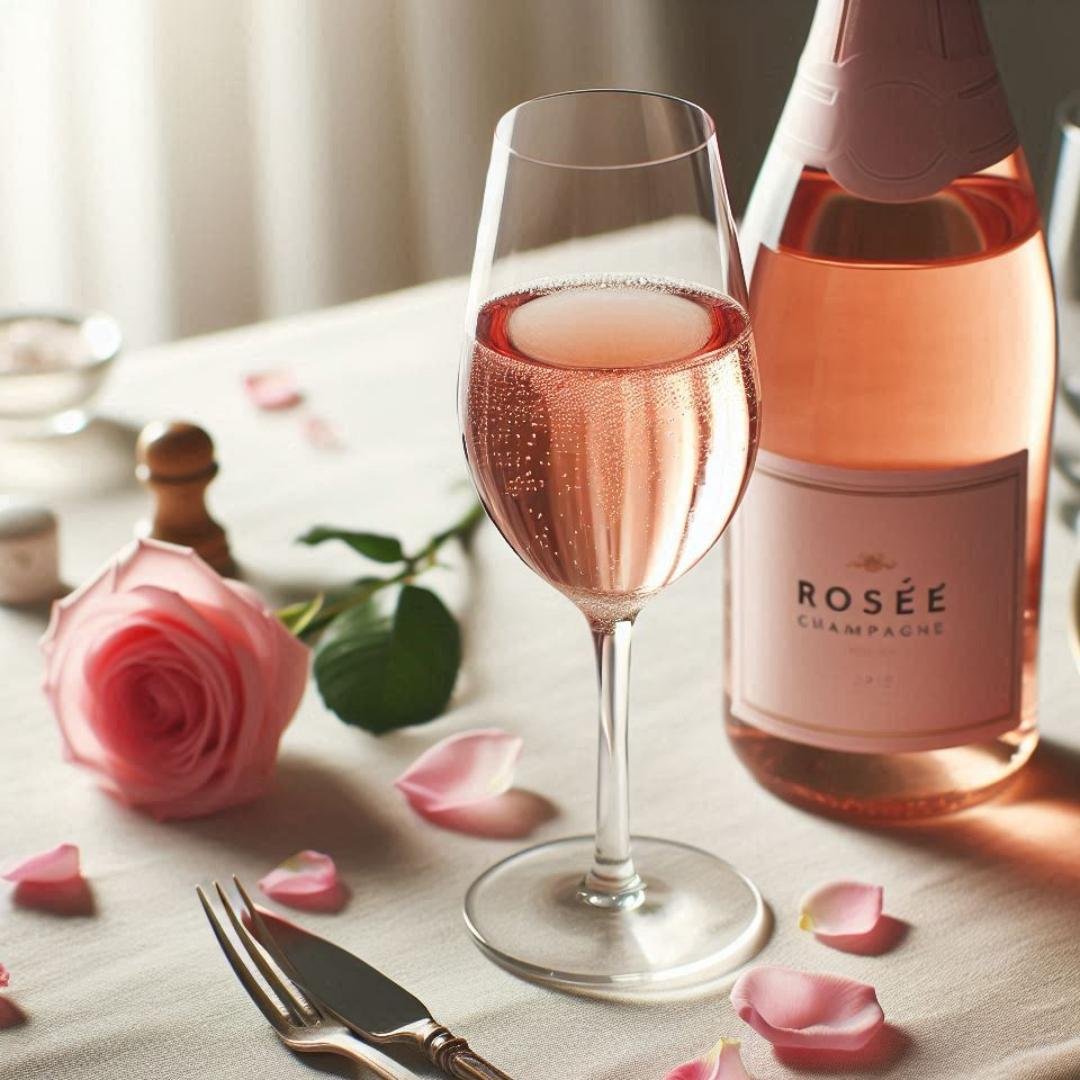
[4,0,1073,349]
[0,0,670,347]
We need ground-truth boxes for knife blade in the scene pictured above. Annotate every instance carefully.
[255,907,431,1038]
[233,879,513,1080]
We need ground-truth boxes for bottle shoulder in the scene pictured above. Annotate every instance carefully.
[742,152,1044,272]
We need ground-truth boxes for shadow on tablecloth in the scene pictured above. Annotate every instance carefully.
[171,753,423,877]
[870,738,1080,901]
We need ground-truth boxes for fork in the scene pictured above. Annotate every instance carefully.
[197,882,419,1079]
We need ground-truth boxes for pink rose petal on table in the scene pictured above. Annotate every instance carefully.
[259,850,342,909]
[816,915,909,957]
[243,369,303,410]
[731,966,884,1051]
[2,843,81,885]
[799,880,884,938]
[0,964,9,989]
[301,415,345,451]
[666,1037,754,1080]
[422,788,557,839]
[395,729,524,816]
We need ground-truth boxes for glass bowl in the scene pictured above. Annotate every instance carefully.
[0,310,122,437]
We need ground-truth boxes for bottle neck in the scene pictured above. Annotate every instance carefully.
[779,0,1018,202]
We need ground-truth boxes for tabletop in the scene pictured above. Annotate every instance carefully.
[1,260,1078,1080]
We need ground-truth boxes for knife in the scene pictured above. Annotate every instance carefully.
[232,879,513,1080]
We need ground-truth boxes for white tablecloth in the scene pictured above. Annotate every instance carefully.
[1,268,1078,1080]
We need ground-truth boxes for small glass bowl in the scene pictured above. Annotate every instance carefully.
[0,310,122,437]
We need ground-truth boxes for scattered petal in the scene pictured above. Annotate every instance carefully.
[799,880,884,938]
[0,964,8,989]
[2,843,81,885]
[817,915,909,957]
[774,1025,908,1070]
[421,788,557,838]
[666,1037,753,1079]
[259,850,345,912]
[301,415,345,451]
[12,876,94,917]
[731,966,884,1051]
[395,729,523,816]
[243,369,303,410]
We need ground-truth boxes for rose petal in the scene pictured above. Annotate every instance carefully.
[2,843,81,885]
[395,729,523,815]
[12,876,94,916]
[0,964,9,989]
[301,415,345,451]
[243,370,302,410]
[666,1037,754,1080]
[731,966,884,1051]
[418,788,556,839]
[259,850,343,910]
[799,880,884,938]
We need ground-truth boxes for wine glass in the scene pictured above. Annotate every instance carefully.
[458,90,766,992]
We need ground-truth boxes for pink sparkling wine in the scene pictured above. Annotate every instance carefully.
[464,278,760,628]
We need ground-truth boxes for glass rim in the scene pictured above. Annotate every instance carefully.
[493,88,717,171]
[0,308,122,367]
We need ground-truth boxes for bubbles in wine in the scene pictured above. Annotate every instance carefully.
[463,276,760,625]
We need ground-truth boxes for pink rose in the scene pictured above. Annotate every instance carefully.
[41,539,309,820]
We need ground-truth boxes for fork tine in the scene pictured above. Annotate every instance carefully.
[214,881,320,1026]
[196,885,291,1036]
[231,876,308,985]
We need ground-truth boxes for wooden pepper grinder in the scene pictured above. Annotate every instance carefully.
[135,420,236,577]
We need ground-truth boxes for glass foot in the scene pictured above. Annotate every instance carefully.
[463,835,768,993]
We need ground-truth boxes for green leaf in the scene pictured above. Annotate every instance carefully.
[299,526,405,564]
[313,584,461,733]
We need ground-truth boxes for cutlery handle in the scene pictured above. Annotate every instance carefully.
[328,1033,419,1080]
[424,1025,513,1080]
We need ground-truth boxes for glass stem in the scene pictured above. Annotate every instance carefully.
[580,619,646,910]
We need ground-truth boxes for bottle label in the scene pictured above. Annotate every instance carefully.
[729,450,1027,753]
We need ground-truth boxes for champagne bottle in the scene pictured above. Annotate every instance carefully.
[726,0,1057,819]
